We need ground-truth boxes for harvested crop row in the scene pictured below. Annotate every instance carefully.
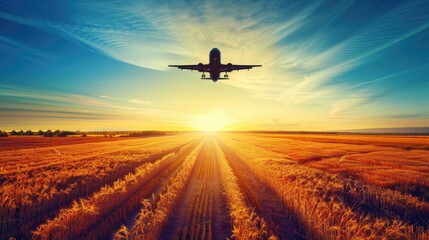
[113,142,202,240]
[219,134,428,239]
[215,141,275,240]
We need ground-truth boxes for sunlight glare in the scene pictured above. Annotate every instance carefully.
[191,110,231,132]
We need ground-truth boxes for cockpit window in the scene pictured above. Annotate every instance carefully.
[210,48,220,62]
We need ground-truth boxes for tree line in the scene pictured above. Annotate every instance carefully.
[0,130,177,137]
[0,130,79,137]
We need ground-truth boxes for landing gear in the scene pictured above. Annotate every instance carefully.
[202,73,206,78]
[224,74,228,78]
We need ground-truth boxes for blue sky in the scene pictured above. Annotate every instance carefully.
[0,0,428,131]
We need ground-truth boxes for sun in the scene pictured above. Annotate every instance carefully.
[191,110,232,132]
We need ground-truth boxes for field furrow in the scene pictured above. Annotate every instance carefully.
[160,137,231,240]
[214,139,278,240]
[218,139,305,239]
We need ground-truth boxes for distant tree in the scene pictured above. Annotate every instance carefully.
[57,131,68,137]
[0,130,8,137]
[25,130,34,136]
[81,132,87,137]
[55,130,77,137]
[19,130,24,135]
[54,129,61,137]
[44,129,53,137]
[37,130,44,135]
[10,130,18,135]
[126,131,168,137]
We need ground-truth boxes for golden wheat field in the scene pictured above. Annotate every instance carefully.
[1,133,428,240]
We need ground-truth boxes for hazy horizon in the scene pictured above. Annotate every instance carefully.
[3,127,429,134]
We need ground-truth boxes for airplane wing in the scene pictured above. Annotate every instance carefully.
[221,64,261,72]
[168,64,209,72]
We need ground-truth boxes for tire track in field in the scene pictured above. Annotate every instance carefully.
[160,137,232,240]
[217,137,305,240]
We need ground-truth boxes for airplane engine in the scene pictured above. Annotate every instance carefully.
[227,63,232,71]
[198,63,203,71]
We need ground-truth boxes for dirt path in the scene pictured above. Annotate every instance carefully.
[160,137,232,240]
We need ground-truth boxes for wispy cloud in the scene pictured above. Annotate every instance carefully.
[384,113,429,119]
[329,97,372,117]
[129,98,151,105]
[0,84,175,129]
[97,95,113,99]
[274,1,429,105]
[0,35,53,60]
[343,65,428,92]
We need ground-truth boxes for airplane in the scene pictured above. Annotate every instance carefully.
[168,48,262,82]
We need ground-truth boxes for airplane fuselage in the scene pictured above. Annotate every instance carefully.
[168,48,261,82]
[208,48,221,81]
